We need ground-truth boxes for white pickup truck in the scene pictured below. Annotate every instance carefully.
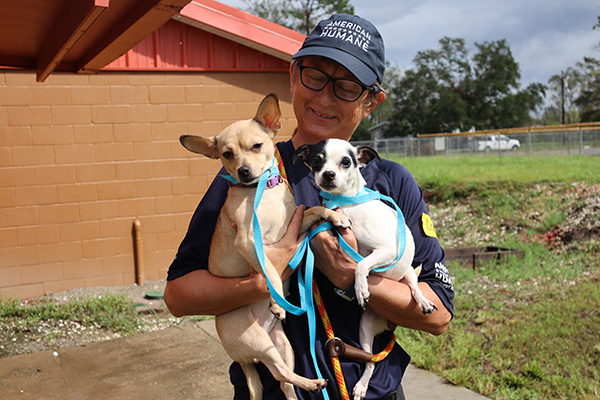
[477,134,521,152]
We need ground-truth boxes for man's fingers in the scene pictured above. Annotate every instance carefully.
[338,224,358,251]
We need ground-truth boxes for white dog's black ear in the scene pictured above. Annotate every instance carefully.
[293,144,313,164]
[180,134,219,159]
[357,146,381,167]
[254,93,281,136]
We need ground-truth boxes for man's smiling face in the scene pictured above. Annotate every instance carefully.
[290,56,376,146]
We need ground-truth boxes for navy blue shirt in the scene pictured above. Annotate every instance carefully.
[168,139,454,399]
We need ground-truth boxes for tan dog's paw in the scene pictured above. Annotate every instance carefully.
[270,302,286,321]
[308,379,328,393]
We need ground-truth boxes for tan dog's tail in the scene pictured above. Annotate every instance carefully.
[240,362,262,400]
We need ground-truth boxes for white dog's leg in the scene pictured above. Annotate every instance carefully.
[354,249,397,308]
[353,308,385,400]
[401,268,437,314]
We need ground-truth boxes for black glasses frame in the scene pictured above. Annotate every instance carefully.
[297,65,377,102]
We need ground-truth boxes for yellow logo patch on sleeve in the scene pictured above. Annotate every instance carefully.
[421,213,438,238]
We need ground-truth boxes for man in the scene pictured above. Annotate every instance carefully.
[165,13,454,400]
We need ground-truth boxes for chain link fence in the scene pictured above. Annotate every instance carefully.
[351,123,600,158]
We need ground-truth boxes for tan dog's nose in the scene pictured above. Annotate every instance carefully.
[238,166,252,182]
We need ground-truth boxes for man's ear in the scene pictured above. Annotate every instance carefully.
[363,91,386,118]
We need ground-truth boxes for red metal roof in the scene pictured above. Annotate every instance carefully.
[104,19,292,71]
[103,0,306,71]
[178,0,305,60]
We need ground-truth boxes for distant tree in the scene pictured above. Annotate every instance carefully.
[540,11,600,124]
[574,57,600,121]
[243,0,354,34]
[547,68,581,124]
[353,62,403,141]
[242,0,293,27]
[594,13,600,50]
[386,37,545,136]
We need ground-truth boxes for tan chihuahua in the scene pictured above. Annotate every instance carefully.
[180,94,349,399]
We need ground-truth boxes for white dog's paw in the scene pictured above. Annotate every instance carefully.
[419,299,438,315]
[352,382,367,400]
[329,211,351,229]
[355,278,370,309]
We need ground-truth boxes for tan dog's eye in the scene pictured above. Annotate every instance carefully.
[222,151,233,159]
[252,143,263,152]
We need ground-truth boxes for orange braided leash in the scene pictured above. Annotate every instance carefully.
[313,280,351,400]
[274,147,292,193]
[313,281,397,400]
[370,334,396,362]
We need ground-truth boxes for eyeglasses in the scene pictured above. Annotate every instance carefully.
[298,65,378,102]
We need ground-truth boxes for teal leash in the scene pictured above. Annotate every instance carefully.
[222,162,331,399]
[319,187,407,272]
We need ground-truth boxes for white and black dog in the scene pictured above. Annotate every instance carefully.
[294,138,436,400]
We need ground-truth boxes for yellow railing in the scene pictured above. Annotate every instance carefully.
[418,122,600,138]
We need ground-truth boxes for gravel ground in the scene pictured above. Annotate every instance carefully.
[0,280,194,358]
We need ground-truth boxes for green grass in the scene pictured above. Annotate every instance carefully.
[0,293,143,336]
[386,154,600,399]
[397,243,600,400]
[391,155,600,201]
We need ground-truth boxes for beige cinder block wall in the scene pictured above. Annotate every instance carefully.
[0,70,295,299]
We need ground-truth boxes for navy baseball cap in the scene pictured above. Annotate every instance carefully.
[292,14,385,86]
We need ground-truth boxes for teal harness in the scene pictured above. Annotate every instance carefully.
[318,187,407,273]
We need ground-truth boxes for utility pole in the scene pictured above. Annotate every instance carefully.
[560,70,565,125]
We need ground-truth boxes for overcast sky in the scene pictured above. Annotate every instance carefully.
[218,0,599,88]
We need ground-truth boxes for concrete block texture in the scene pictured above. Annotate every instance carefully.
[1,70,294,298]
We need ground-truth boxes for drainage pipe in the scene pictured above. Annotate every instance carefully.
[133,219,145,286]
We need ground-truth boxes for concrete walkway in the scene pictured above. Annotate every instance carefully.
[0,319,490,400]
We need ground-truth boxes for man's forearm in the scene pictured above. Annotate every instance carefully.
[367,276,452,335]
[164,269,270,317]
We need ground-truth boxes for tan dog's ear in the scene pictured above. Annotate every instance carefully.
[180,135,219,159]
[254,93,281,136]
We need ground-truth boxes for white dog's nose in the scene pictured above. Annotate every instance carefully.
[323,171,336,181]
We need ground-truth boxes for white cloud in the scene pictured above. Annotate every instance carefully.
[353,0,599,85]
[217,0,600,86]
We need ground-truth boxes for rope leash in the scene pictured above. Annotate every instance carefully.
[313,280,351,400]
[313,278,397,400]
